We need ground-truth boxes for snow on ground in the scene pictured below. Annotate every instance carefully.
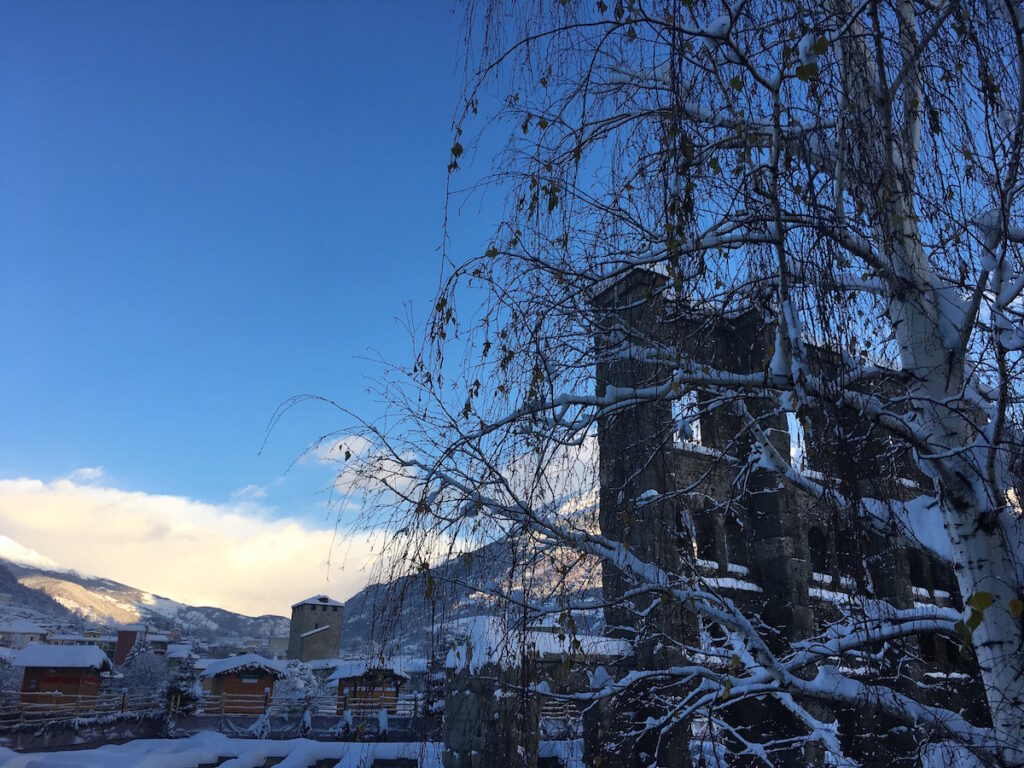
[0,733,445,768]
[539,738,584,767]
[863,495,953,562]
[0,736,583,768]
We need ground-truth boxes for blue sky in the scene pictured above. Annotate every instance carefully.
[0,1,490,510]
[0,1,501,611]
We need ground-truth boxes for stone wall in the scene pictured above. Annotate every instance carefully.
[287,602,343,661]
[443,666,538,768]
[589,270,982,766]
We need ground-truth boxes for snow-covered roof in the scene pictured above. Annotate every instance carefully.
[200,654,287,679]
[13,643,112,670]
[530,632,632,659]
[305,658,343,671]
[166,643,193,659]
[0,619,45,634]
[305,655,427,676]
[48,633,87,642]
[300,624,331,639]
[444,615,631,673]
[292,594,343,608]
[326,658,410,683]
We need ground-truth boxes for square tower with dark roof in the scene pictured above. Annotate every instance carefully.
[286,594,343,661]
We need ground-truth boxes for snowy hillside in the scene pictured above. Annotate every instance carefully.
[340,538,603,657]
[0,538,287,643]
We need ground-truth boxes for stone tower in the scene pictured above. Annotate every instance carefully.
[287,594,343,661]
[586,269,986,767]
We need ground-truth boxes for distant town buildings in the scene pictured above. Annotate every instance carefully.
[0,620,45,650]
[113,624,169,665]
[267,634,288,656]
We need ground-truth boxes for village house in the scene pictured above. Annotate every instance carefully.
[87,633,118,658]
[112,624,169,665]
[199,654,286,715]
[44,630,119,659]
[47,632,88,646]
[165,642,194,671]
[0,620,46,650]
[268,635,288,657]
[327,659,408,715]
[13,643,112,706]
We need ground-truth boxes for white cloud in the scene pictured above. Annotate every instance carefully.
[65,466,104,484]
[0,476,380,617]
[230,483,268,501]
[308,434,374,464]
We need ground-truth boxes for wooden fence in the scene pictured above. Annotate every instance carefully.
[539,699,581,722]
[0,689,571,731]
[194,692,423,718]
[0,691,164,729]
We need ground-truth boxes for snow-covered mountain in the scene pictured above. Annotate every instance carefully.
[0,535,66,573]
[340,539,603,658]
[0,532,598,657]
[0,539,288,645]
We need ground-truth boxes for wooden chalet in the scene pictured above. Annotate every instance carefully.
[199,654,286,715]
[13,643,112,705]
[327,659,409,715]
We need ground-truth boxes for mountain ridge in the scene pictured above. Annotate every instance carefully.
[0,543,288,645]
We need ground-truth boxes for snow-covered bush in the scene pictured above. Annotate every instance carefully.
[119,636,169,697]
[165,655,200,716]
[273,659,320,701]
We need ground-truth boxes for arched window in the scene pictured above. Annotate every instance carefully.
[786,412,807,470]
[694,515,717,562]
[931,557,958,599]
[808,527,829,574]
[673,390,701,446]
[918,632,938,664]
[908,549,929,590]
[724,517,748,567]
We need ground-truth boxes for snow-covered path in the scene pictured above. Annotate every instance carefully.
[0,733,444,768]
